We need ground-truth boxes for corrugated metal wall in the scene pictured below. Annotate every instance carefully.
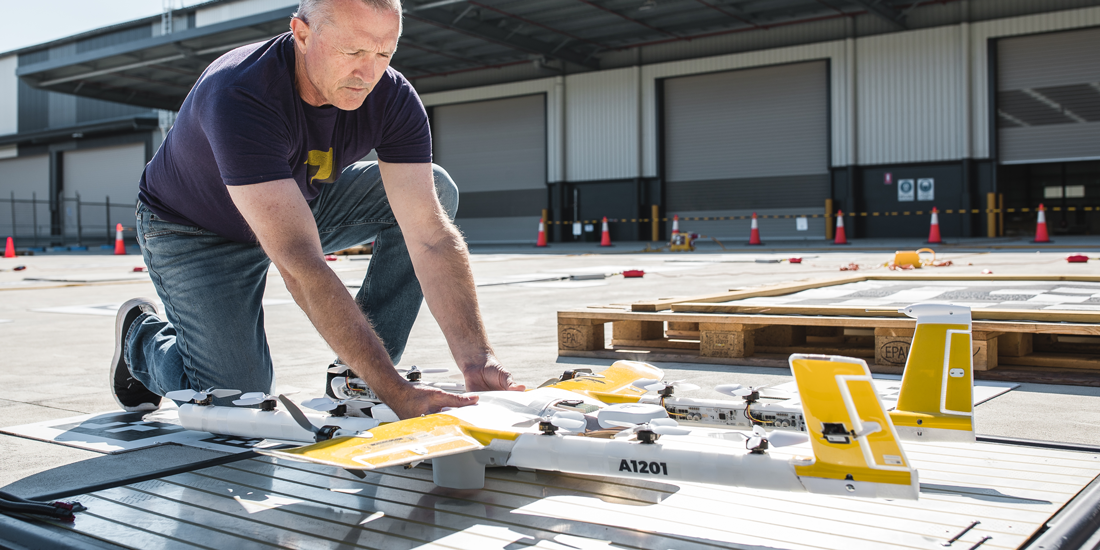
[433,95,546,193]
[856,25,964,165]
[970,5,1100,158]
[565,67,639,181]
[63,143,147,238]
[0,155,48,199]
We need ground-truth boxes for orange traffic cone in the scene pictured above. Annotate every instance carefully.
[4,237,14,258]
[927,207,942,244]
[114,223,126,255]
[671,214,680,236]
[834,210,849,245]
[535,218,548,247]
[599,217,612,247]
[1033,204,1051,243]
[747,212,763,245]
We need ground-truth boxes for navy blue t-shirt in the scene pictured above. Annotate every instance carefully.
[138,32,432,243]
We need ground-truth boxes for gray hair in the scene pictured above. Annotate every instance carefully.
[294,0,403,33]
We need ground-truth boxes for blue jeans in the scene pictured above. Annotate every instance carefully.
[127,162,459,400]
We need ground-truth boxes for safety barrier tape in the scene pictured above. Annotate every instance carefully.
[544,206,1098,225]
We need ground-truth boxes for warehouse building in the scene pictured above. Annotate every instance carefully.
[1,0,1098,246]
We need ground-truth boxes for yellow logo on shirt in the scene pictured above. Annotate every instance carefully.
[304,148,335,185]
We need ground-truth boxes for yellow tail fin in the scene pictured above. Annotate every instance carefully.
[892,303,975,442]
[789,354,918,500]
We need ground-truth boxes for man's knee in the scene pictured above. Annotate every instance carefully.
[432,164,459,220]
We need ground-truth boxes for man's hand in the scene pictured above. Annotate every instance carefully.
[461,355,526,393]
[389,384,479,420]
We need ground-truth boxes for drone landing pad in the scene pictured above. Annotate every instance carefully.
[0,406,290,455]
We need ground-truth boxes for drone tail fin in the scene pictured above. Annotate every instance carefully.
[892,303,975,442]
[788,354,919,500]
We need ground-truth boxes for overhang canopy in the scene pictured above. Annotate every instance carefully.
[16,0,926,111]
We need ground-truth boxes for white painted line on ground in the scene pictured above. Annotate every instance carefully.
[1027,293,1091,304]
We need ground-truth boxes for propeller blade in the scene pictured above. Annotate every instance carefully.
[612,428,638,439]
[327,364,350,374]
[649,417,679,428]
[714,384,752,397]
[166,389,199,402]
[550,416,586,431]
[767,431,810,447]
[642,381,668,392]
[746,435,763,449]
[232,396,268,406]
[301,397,342,412]
[631,379,659,391]
[675,382,700,392]
[553,410,586,422]
[278,394,317,433]
[418,368,449,374]
[757,388,795,400]
[753,425,768,438]
[206,388,241,398]
[652,425,691,436]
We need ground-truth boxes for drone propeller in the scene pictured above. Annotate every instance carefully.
[421,381,466,392]
[301,396,350,412]
[396,366,449,374]
[327,363,350,375]
[609,418,691,441]
[233,392,275,407]
[165,387,241,403]
[714,384,757,398]
[550,410,587,431]
[278,395,367,443]
[746,425,769,452]
[633,379,700,396]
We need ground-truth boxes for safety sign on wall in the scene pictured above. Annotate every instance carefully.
[898,179,914,202]
[917,178,935,201]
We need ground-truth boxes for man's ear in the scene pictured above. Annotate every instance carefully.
[290,17,312,50]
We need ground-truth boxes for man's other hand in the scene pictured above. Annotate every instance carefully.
[391,385,478,420]
[462,356,526,393]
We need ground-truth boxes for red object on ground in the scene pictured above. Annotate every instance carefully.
[623,269,645,278]
[536,218,548,247]
[3,237,14,258]
[599,217,612,247]
[133,266,146,272]
[13,265,25,271]
[982,269,993,274]
[113,223,126,255]
[747,212,763,245]
[1033,204,1051,243]
[789,257,802,264]
[324,254,338,261]
[1067,254,1089,263]
[927,207,942,244]
[671,215,680,236]
[833,211,849,245]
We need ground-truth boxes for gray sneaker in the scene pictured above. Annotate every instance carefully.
[111,298,162,412]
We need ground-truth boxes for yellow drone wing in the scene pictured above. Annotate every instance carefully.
[545,360,662,403]
[259,414,516,471]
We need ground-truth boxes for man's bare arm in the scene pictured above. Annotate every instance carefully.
[377,161,524,392]
[225,179,478,417]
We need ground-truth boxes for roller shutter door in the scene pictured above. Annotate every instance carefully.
[63,143,147,240]
[997,27,1100,164]
[433,94,546,243]
[0,154,49,241]
[663,61,828,239]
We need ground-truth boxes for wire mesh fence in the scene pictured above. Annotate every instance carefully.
[1,193,136,249]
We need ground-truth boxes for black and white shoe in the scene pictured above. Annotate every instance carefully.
[110,298,162,412]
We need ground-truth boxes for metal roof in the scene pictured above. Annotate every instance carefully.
[8,0,1004,110]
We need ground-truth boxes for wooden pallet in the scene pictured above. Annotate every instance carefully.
[558,274,1100,386]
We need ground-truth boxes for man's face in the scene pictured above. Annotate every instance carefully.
[292,0,401,110]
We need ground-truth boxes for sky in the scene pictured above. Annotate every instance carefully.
[0,0,210,54]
